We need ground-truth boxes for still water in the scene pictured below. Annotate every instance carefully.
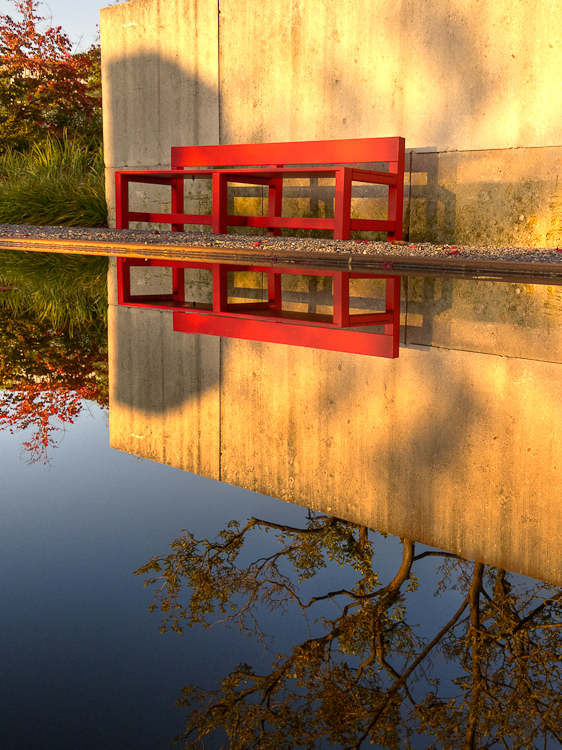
[2,402,562,749]
[1,404,327,749]
[1,258,562,749]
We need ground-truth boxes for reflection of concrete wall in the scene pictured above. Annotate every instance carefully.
[101,0,562,245]
[108,261,220,475]
[406,277,562,363]
[109,260,562,585]
[217,341,562,584]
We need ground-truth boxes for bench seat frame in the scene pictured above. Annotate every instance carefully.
[117,257,401,358]
[115,137,405,241]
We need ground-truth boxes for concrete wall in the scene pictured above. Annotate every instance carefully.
[109,261,562,585]
[102,0,562,579]
[101,0,219,225]
[100,0,562,246]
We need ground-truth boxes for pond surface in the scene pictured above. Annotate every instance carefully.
[2,403,562,749]
[1,405,324,749]
[1,256,561,749]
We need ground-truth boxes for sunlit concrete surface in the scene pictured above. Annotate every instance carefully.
[109,261,562,585]
[100,0,562,246]
[217,340,562,585]
[409,148,562,249]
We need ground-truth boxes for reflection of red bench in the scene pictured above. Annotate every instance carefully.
[117,257,401,358]
[115,137,405,241]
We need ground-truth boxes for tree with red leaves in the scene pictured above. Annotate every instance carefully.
[0,0,102,150]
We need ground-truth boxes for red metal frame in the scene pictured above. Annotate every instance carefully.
[115,137,405,242]
[116,257,401,358]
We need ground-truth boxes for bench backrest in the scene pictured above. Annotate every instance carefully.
[171,136,405,170]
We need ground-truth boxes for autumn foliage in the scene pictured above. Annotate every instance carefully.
[0,0,102,151]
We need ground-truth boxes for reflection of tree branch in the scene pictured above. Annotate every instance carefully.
[389,592,470,689]
[305,588,364,606]
[306,538,415,609]
[512,589,562,634]
[249,515,338,535]
[350,592,471,748]
[139,514,562,749]
[464,561,484,750]
[388,538,415,591]
[413,550,460,561]
[375,627,417,707]
[357,524,368,553]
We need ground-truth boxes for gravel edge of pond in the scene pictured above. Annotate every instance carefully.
[1,224,562,265]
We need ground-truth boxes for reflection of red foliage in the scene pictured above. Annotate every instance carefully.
[0,309,108,464]
[2,386,82,463]
[1,381,106,464]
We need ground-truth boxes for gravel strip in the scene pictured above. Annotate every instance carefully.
[1,223,562,264]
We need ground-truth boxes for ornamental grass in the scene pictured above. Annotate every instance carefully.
[0,134,107,228]
[0,134,108,332]
[0,250,107,334]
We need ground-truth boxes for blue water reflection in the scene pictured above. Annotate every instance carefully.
[0,405,329,749]
[3,401,561,749]
[0,403,443,749]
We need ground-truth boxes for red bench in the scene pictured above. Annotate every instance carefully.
[115,136,405,241]
[117,257,402,358]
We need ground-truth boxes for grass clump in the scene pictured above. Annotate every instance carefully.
[0,132,108,331]
[0,134,107,228]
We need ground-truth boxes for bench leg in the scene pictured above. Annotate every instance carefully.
[212,173,228,234]
[171,177,185,232]
[117,257,150,304]
[172,267,185,302]
[333,272,350,327]
[386,276,401,358]
[387,183,404,241]
[267,270,282,310]
[267,167,283,237]
[212,263,229,311]
[387,145,405,241]
[334,168,352,240]
[116,257,129,304]
[115,173,129,230]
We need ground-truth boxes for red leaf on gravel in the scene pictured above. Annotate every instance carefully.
[253,241,262,247]
[447,250,460,256]
[556,248,562,253]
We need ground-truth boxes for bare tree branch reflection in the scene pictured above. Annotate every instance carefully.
[137,513,562,749]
